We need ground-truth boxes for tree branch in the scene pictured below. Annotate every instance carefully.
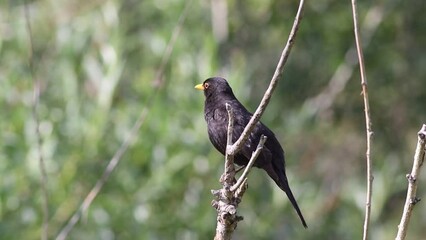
[231,135,267,192]
[351,1,374,239]
[228,0,305,156]
[212,1,306,239]
[212,104,239,240]
[212,105,267,240]
[395,124,426,240]
[222,103,236,187]
[304,4,388,117]
[24,2,49,240]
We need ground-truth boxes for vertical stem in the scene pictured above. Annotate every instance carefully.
[224,103,236,186]
[213,104,237,240]
[24,2,49,240]
[351,1,374,240]
[395,125,426,240]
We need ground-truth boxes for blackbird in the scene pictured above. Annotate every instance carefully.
[195,77,307,228]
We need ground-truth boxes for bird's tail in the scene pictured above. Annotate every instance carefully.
[263,164,308,228]
[278,179,308,228]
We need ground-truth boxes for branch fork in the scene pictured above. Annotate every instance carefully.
[212,103,267,240]
[212,1,306,238]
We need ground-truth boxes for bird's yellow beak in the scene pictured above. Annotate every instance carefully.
[194,83,204,90]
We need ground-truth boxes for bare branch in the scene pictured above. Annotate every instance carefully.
[350,1,374,239]
[225,103,234,148]
[222,103,236,186]
[304,4,387,117]
[228,0,305,156]
[231,135,267,192]
[55,2,193,239]
[24,2,49,240]
[395,124,426,240]
[213,104,241,240]
[213,1,306,239]
[213,107,267,240]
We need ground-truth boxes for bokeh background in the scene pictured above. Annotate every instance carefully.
[1,0,425,239]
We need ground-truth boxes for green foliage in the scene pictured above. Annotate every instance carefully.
[1,0,425,239]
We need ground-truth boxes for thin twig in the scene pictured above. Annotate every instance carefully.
[24,2,49,240]
[223,103,236,187]
[225,103,234,149]
[228,0,305,156]
[230,135,267,192]
[395,124,426,240]
[304,4,387,116]
[55,2,193,239]
[351,1,374,240]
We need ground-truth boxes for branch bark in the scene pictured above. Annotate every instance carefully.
[212,104,266,240]
[212,1,306,239]
[350,1,374,239]
[395,124,426,240]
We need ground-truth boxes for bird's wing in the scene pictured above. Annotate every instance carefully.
[206,107,229,155]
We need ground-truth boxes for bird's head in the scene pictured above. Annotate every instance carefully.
[194,77,235,99]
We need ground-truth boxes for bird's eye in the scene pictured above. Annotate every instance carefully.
[204,83,209,89]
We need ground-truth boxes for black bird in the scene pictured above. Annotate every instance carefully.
[195,77,307,228]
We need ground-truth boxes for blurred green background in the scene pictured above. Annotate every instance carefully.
[1,0,425,239]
